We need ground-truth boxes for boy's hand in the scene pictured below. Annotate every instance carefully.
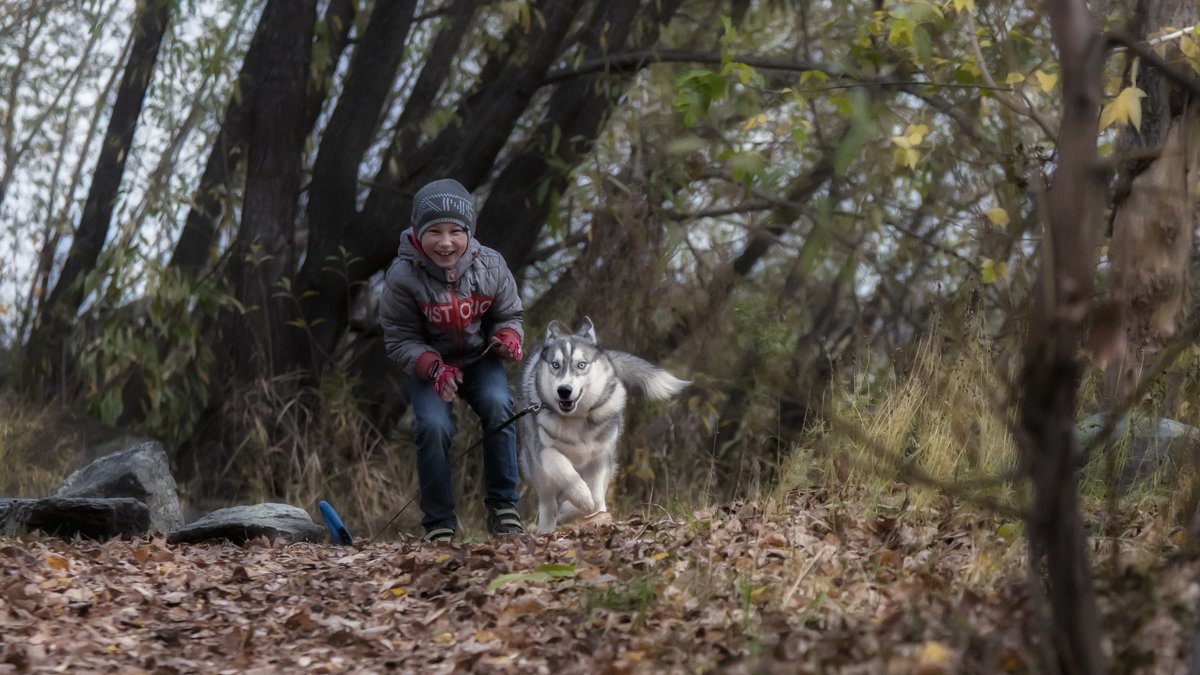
[491,329,523,362]
[431,362,463,402]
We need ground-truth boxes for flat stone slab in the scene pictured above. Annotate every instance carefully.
[0,497,150,540]
[166,503,325,545]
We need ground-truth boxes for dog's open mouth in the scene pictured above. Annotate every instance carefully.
[557,399,577,413]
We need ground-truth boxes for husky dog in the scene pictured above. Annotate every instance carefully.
[517,317,690,534]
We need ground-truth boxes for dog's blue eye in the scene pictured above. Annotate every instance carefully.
[551,361,560,370]
[577,361,587,370]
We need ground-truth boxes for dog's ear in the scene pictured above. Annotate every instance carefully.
[546,320,563,338]
[578,316,596,343]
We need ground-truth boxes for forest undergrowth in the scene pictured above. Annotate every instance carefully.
[4,328,1200,670]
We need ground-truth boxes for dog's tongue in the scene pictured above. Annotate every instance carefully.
[559,400,576,413]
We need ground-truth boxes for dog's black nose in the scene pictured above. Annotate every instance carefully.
[557,385,572,400]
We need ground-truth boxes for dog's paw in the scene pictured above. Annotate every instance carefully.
[571,511,613,533]
[581,511,613,526]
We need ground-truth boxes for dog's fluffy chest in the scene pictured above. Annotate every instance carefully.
[535,412,619,465]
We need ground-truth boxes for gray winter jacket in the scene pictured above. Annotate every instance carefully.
[379,227,523,378]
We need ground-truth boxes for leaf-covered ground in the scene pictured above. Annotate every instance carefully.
[1,489,1196,673]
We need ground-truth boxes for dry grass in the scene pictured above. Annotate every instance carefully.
[0,391,123,498]
[796,325,1021,513]
[770,320,1200,569]
[7,315,1200,553]
[217,370,428,539]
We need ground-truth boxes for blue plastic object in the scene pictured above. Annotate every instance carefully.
[319,500,354,545]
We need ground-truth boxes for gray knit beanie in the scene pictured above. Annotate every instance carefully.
[411,178,476,237]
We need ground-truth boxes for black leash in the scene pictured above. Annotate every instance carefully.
[369,401,543,543]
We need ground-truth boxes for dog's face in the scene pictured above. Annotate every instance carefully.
[535,318,605,416]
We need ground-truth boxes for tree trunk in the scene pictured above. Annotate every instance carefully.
[294,0,419,371]
[361,0,477,215]
[170,0,355,275]
[411,0,582,191]
[1020,0,1106,672]
[1103,0,1200,407]
[25,0,170,377]
[223,0,317,379]
[476,0,684,267]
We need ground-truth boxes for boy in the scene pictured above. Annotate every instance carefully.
[379,178,525,542]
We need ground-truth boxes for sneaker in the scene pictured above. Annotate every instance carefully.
[486,503,524,536]
[422,527,455,543]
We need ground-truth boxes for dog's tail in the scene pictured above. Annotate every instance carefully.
[607,351,690,401]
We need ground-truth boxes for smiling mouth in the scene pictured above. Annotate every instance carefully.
[557,399,577,413]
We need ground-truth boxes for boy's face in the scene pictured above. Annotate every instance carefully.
[419,222,469,270]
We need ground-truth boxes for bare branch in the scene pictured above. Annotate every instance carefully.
[1105,30,1200,100]
[968,13,1059,139]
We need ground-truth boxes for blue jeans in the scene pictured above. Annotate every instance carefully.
[406,356,519,532]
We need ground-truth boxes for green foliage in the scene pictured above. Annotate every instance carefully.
[584,572,662,628]
[71,262,231,448]
[488,562,578,591]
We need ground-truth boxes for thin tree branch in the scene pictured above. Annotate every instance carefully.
[1105,30,1200,100]
[663,200,774,220]
[968,12,1058,139]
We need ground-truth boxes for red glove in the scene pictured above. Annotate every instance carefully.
[491,329,523,362]
[430,361,463,402]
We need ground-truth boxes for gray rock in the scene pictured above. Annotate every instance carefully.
[56,439,184,533]
[0,497,150,540]
[1078,413,1200,488]
[167,503,325,545]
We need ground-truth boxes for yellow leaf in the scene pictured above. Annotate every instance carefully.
[1121,86,1148,130]
[986,207,1010,225]
[1183,35,1200,66]
[1100,86,1147,131]
[894,147,920,170]
[740,113,768,131]
[981,259,997,284]
[433,632,455,644]
[891,124,928,153]
[651,551,670,561]
[951,0,975,13]
[918,640,953,672]
[1004,71,1026,86]
[45,554,69,571]
[995,522,1021,539]
[389,587,407,597]
[1034,69,1058,93]
[905,123,929,145]
[981,259,1008,284]
[624,651,645,662]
